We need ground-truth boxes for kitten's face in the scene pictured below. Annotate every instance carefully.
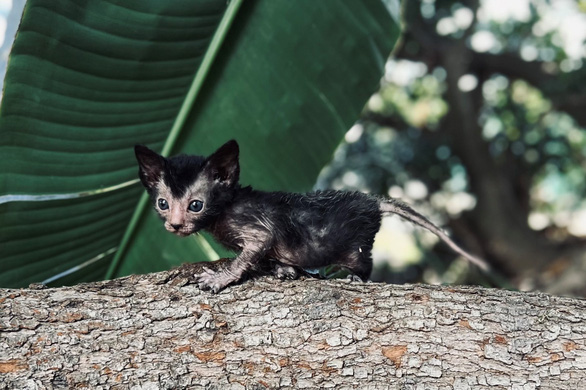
[134,140,240,237]
[153,172,213,236]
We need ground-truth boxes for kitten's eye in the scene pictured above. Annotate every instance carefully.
[158,198,169,210]
[188,200,203,213]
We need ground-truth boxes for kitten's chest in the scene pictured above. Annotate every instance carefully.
[206,213,244,251]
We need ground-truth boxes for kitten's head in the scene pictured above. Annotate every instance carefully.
[134,140,240,236]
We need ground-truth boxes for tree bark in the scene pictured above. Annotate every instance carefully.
[1,263,585,389]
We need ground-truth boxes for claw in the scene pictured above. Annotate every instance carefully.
[273,264,299,280]
[194,268,235,293]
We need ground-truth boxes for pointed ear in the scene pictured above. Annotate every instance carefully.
[206,140,240,185]
[134,145,165,189]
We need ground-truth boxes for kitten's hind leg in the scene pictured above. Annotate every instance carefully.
[341,247,373,282]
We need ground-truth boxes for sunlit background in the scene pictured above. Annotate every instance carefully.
[315,0,586,292]
[0,0,22,94]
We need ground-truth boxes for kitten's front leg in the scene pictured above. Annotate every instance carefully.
[195,245,266,293]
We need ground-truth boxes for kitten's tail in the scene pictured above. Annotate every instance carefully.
[379,198,490,272]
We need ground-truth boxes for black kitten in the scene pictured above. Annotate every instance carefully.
[135,140,489,293]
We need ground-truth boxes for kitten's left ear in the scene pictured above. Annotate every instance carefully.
[206,140,240,185]
[134,145,165,189]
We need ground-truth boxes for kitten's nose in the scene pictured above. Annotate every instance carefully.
[171,223,183,231]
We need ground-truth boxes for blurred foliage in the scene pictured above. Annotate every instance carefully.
[318,0,586,288]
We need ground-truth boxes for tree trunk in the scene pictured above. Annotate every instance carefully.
[439,42,562,274]
[395,1,581,281]
[1,263,585,389]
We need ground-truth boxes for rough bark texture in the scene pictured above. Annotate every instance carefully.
[1,262,586,389]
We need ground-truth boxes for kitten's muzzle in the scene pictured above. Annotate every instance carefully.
[165,222,192,237]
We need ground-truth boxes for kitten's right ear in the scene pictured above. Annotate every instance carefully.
[134,145,165,189]
[206,140,240,185]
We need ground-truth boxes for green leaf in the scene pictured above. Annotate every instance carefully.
[0,0,400,287]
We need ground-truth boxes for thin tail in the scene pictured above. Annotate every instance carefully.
[379,198,490,272]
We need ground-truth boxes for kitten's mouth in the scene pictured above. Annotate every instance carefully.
[169,229,193,237]
[165,224,193,237]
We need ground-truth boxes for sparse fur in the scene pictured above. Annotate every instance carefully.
[135,140,489,293]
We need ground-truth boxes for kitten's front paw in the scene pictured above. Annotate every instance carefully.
[194,268,235,293]
[272,264,299,280]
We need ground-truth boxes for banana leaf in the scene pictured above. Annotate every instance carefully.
[0,0,400,287]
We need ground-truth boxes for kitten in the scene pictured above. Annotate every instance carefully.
[135,140,489,293]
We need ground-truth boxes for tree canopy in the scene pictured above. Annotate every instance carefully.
[318,0,586,296]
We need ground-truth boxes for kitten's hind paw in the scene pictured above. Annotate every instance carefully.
[194,268,236,293]
[346,274,366,283]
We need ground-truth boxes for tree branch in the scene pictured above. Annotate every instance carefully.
[1,265,585,388]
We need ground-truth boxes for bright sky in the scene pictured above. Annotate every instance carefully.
[388,0,585,88]
[0,0,11,47]
[475,0,586,60]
